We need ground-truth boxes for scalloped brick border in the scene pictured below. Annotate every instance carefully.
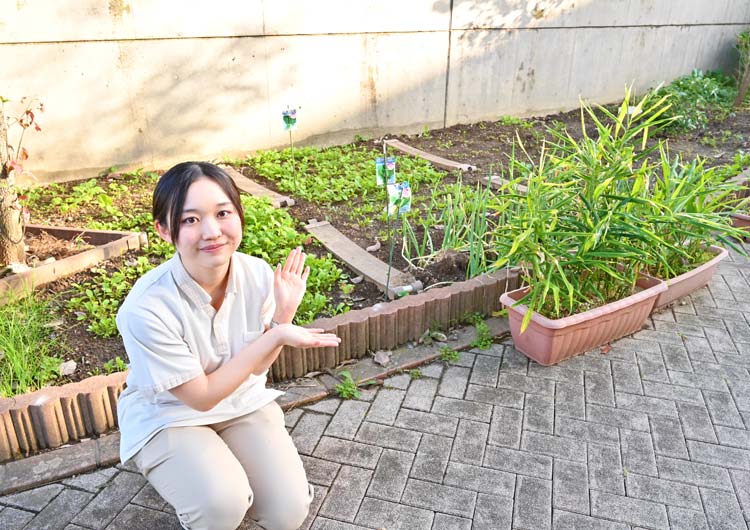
[0,268,517,463]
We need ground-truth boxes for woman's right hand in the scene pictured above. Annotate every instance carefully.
[275,323,341,349]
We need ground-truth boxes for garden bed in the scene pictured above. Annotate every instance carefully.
[4,81,749,398]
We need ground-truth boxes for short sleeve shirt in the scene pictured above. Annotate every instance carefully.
[116,252,283,463]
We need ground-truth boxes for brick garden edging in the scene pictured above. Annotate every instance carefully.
[0,225,146,303]
[0,268,518,463]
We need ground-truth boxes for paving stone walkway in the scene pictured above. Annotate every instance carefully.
[2,244,750,529]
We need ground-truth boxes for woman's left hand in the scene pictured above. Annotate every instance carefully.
[273,246,310,323]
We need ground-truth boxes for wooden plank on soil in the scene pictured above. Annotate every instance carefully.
[305,220,422,299]
[384,139,477,172]
[484,175,528,194]
[220,165,295,207]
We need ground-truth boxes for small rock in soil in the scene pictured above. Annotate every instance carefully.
[366,241,381,252]
[59,360,77,376]
[351,275,364,284]
[373,350,392,366]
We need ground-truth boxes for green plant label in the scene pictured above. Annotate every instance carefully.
[376,157,396,186]
[387,182,411,215]
[282,108,297,131]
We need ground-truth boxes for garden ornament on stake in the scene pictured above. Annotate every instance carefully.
[282,107,298,185]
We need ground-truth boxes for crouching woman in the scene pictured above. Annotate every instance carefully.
[116,161,340,530]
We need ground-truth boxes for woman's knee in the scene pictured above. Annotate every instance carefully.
[181,482,251,530]
[256,484,312,530]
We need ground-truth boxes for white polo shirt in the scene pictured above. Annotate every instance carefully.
[116,252,283,463]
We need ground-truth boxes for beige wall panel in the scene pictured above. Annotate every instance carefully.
[260,32,448,147]
[567,28,627,105]
[262,0,451,34]
[1,37,271,178]
[0,1,264,43]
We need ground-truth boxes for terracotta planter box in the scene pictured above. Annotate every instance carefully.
[732,212,750,235]
[0,225,147,304]
[650,245,728,311]
[501,276,666,366]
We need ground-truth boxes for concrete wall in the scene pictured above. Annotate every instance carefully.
[1,0,748,182]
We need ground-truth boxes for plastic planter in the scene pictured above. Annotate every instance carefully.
[650,245,728,311]
[501,276,666,366]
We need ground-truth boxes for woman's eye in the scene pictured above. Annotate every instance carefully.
[218,210,233,218]
[181,217,198,224]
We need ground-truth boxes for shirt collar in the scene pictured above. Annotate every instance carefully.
[170,253,239,305]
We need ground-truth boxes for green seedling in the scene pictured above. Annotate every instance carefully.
[409,369,422,380]
[439,346,460,364]
[334,370,361,400]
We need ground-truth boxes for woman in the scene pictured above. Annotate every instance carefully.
[116,161,340,530]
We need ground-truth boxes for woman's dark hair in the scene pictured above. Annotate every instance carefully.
[152,162,244,243]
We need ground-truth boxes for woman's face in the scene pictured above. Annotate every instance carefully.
[156,177,243,277]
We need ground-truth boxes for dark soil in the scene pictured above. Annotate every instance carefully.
[12,106,750,386]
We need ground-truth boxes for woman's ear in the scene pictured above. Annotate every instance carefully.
[154,220,173,243]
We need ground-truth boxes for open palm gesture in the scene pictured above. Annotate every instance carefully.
[273,247,310,323]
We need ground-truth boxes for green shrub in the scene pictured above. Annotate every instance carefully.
[654,70,737,132]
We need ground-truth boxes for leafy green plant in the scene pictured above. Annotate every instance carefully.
[334,370,361,399]
[408,369,422,379]
[471,317,493,349]
[439,346,460,363]
[734,30,750,106]
[498,115,533,128]
[103,356,128,374]
[654,70,736,132]
[0,293,64,397]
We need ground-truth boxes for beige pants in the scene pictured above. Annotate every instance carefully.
[133,401,313,530]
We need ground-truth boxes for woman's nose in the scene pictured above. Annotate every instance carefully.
[202,217,221,238]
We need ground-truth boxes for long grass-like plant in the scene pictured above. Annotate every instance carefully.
[491,88,677,331]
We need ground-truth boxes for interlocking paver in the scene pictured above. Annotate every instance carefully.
[483,445,552,480]
[318,465,371,522]
[443,461,514,496]
[0,507,34,530]
[0,483,63,511]
[661,342,694,372]
[496,373,554,395]
[667,506,709,530]
[431,396,492,422]
[625,473,702,510]
[527,363,584,385]
[60,468,117,495]
[586,403,649,431]
[292,412,332,455]
[704,389,745,427]
[730,469,750,520]
[105,504,180,529]
[420,362,444,378]
[24,489,94,530]
[555,416,620,446]
[555,381,585,419]
[71,470,145,529]
[394,408,458,437]
[584,372,615,406]
[131,483,169,511]
[650,416,689,458]
[354,497,433,530]
[678,402,718,443]
[313,436,382,469]
[700,487,747,530]
[590,490,668,529]
[687,439,750,470]
[301,456,341,487]
[401,478,476,518]
[656,455,733,490]
[438,366,470,398]
[521,431,586,462]
[354,422,421,452]
[611,360,644,394]
[716,425,750,449]
[366,387,405,425]
[410,433,452,483]
[500,346,529,374]
[643,380,705,404]
[367,449,413,502]
[615,391,679,418]
[432,513,471,530]
[513,476,552,530]
[325,400,370,440]
[552,510,629,530]
[620,429,658,476]
[552,459,588,514]
[464,383,523,408]
[402,377,439,411]
[523,393,554,434]
[451,419,488,464]
[473,493,512,530]
[469,354,500,387]
[488,405,523,448]
[588,443,624,494]
[311,518,370,530]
